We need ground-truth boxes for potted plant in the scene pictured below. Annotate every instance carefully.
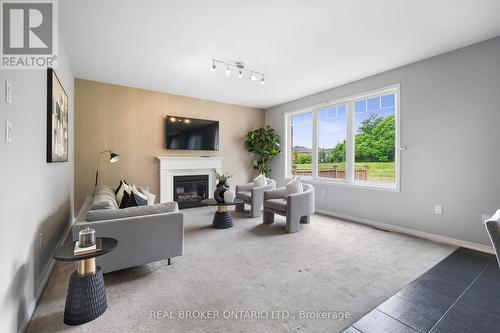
[215,172,232,187]
[245,126,281,176]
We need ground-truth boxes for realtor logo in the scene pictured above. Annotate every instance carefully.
[1,0,58,69]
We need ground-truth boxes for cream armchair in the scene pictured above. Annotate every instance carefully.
[235,178,276,217]
[485,209,500,268]
[263,183,315,233]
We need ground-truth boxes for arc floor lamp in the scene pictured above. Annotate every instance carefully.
[95,150,121,187]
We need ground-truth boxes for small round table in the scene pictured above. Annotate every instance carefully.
[202,198,244,229]
[53,237,117,325]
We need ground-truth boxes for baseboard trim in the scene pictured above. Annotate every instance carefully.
[18,218,75,333]
[316,209,494,254]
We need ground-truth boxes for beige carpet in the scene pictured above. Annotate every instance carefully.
[26,207,455,333]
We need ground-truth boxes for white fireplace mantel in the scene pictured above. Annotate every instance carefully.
[156,156,224,203]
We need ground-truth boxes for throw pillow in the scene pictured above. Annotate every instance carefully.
[132,185,149,204]
[125,191,148,207]
[253,174,266,187]
[118,184,132,209]
[115,180,129,203]
[138,186,156,205]
[285,177,303,197]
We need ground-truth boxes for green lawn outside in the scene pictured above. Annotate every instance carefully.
[293,162,395,182]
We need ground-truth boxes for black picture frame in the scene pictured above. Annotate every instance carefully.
[47,68,69,163]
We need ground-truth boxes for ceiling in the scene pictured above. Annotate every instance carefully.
[60,0,500,109]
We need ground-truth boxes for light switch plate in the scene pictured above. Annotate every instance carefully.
[5,80,12,105]
[5,121,13,143]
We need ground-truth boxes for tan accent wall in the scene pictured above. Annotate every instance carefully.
[75,79,264,211]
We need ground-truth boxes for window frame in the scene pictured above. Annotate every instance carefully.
[284,84,401,191]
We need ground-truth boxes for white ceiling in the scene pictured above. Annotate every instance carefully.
[60,0,500,109]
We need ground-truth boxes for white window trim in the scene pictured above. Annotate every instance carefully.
[284,83,401,192]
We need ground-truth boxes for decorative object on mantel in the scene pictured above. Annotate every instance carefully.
[47,68,69,162]
[94,150,121,187]
[214,172,232,203]
[210,59,265,85]
[245,126,281,176]
[224,189,235,203]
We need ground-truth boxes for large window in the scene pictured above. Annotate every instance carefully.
[287,85,399,189]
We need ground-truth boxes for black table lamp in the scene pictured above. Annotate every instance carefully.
[95,150,120,187]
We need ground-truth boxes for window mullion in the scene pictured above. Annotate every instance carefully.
[312,110,318,179]
[346,102,354,181]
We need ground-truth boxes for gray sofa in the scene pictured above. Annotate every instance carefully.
[263,183,315,233]
[73,186,184,273]
[235,178,276,217]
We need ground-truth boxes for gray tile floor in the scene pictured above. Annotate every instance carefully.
[344,248,500,333]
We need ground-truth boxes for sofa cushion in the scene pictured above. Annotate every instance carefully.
[87,202,178,222]
[236,191,252,201]
[264,198,287,212]
[96,185,116,197]
[89,186,119,210]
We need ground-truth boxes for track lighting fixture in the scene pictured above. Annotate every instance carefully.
[210,59,265,85]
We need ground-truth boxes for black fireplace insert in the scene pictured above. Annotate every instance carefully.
[173,175,209,209]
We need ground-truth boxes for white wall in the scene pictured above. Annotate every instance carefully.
[266,37,500,247]
[0,38,74,333]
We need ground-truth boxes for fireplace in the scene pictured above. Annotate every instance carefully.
[173,175,209,209]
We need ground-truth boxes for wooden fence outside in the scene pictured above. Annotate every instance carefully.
[292,166,368,180]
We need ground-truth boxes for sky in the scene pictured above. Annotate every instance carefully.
[291,93,395,149]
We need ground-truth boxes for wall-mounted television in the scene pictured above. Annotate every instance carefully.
[165,116,219,151]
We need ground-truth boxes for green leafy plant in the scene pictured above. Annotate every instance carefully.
[215,172,232,183]
[245,126,281,176]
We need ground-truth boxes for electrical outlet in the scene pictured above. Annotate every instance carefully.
[39,233,44,249]
[5,80,12,105]
[5,121,12,143]
[434,205,442,215]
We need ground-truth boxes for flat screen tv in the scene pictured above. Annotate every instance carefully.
[165,116,219,151]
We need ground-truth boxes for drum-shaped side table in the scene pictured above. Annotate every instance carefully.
[201,198,244,229]
[53,237,117,325]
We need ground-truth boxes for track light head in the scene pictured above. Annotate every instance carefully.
[210,60,216,72]
[261,76,265,85]
[238,69,243,78]
[225,64,231,76]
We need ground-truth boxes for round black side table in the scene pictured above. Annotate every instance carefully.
[53,237,117,325]
[202,198,244,229]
